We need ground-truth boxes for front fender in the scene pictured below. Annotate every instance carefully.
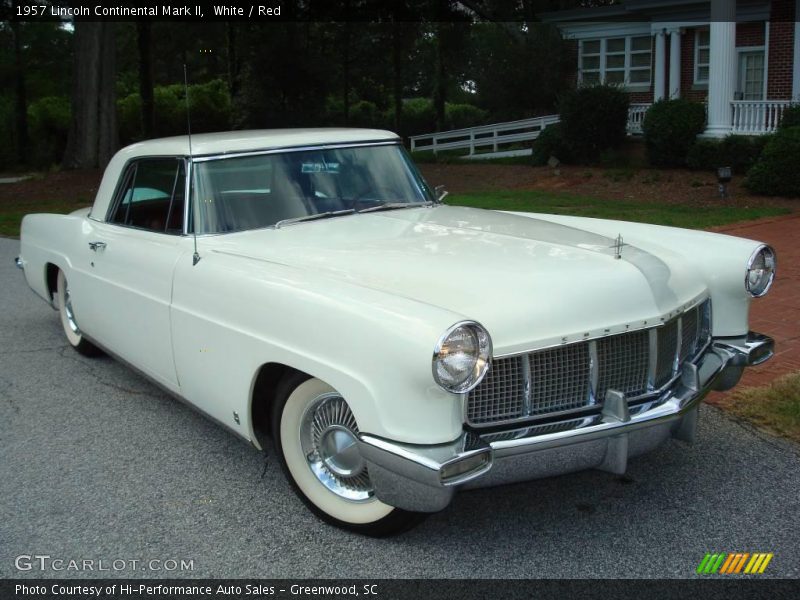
[170,244,469,446]
[503,212,767,337]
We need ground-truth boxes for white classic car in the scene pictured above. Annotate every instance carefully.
[18,129,776,535]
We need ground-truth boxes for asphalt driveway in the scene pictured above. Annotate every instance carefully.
[1,236,798,579]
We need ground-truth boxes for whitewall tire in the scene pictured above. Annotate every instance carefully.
[271,373,425,536]
[56,270,101,357]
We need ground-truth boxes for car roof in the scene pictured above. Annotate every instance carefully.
[91,128,402,223]
[115,128,401,159]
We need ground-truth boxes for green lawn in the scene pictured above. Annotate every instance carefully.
[447,189,791,230]
[728,372,800,444]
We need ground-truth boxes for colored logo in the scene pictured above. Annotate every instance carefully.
[696,552,773,575]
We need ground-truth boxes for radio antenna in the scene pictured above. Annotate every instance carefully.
[184,64,200,266]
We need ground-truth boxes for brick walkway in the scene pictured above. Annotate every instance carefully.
[708,213,800,401]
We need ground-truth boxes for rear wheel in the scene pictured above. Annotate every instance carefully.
[271,373,425,536]
[56,270,101,357]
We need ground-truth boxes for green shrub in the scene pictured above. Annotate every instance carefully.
[642,99,706,166]
[402,98,436,137]
[558,84,629,164]
[778,105,800,130]
[27,96,71,167]
[745,126,800,196]
[445,103,488,130]
[531,122,572,165]
[348,100,380,128]
[117,79,232,144]
[687,135,770,174]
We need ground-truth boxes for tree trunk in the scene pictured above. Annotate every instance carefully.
[226,23,241,98]
[136,21,155,139]
[342,22,351,123]
[97,23,118,167]
[63,22,117,169]
[433,23,447,132]
[391,22,403,134]
[11,21,28,164]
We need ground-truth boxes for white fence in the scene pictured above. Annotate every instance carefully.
[408,115,560,158]
[408,100,793,160]
[731,100,793,134]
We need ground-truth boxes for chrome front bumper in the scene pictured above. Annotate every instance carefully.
[357,332,773,513]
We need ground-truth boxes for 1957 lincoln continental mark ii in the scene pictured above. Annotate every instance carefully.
[17,129,776,535]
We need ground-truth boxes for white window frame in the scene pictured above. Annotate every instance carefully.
[579,35,652,88]
[694,28,710,84]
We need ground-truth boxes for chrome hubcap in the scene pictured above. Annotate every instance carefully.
[63,283,81,335]
[300,393,373,502]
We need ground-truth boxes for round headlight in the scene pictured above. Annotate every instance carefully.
[746,245,776,297]
[432,321,492,393]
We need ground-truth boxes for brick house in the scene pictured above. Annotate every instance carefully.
[541,0,800,136]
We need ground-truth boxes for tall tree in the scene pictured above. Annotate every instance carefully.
[136,21,154,139]
[63,22,117,169]
[10,20,28,163]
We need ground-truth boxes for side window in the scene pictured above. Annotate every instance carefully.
[109,158,186,234]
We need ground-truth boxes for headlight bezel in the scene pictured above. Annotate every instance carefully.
[432,320,493,394]
[745,244,777,298]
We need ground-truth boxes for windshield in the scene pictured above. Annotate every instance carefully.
[190,143,433,233]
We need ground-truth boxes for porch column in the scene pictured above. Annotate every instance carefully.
[653,31,666,101]
[793,0,800,99]
[704,0,736,137]
[669,30,681,99]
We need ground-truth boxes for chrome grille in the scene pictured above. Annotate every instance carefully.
[655,318,680,388]
[466,355,525,424]
[467,300,710,427]
[679,306,699,362]
[529,344,590,415]
[596,329,650,400]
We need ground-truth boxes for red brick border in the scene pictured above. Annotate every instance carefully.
[707,213,800,404]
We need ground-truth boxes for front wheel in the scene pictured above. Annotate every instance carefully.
[56,270,101,357]
[271,373,425,536]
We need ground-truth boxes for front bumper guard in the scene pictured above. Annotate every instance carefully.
[357,331,773,513]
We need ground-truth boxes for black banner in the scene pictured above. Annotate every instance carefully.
[3,0,797,23]
[2,579,799,600]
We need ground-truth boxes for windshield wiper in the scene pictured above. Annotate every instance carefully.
[356,201,433,214]
[274,209,355,229]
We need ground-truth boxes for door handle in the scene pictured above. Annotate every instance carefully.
[88,241,107,251]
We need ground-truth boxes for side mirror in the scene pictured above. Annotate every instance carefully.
[434,185,449,203]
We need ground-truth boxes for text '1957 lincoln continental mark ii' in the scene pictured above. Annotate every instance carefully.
[17,129,776,535]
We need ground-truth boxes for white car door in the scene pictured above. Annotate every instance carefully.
[77,157,188,392]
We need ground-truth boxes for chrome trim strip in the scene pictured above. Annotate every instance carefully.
[183,156,192,236]
[588,340,599,405]
[190,140,401,163]
[521,354,532,414]
[674,315,683,377]
[492,295,708,359]
[647,329,658,391]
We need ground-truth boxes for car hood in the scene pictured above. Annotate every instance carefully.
[212,206,707,354]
